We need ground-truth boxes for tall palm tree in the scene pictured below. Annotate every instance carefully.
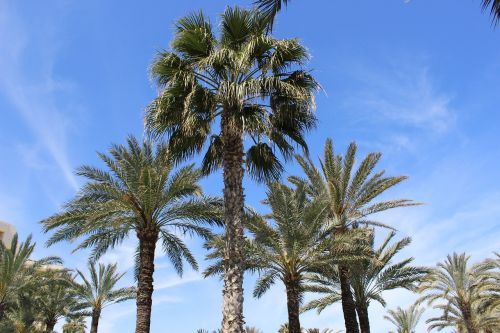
[74,262,135,333]
[419,253,498,333]
[291,139,417,333]
[145,7,318,332]
[42,136,222,333]
[384,304,424,333]
[0,234,61,320]
[303,232,427,333]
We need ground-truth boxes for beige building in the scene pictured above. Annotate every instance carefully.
[0,220,17,248]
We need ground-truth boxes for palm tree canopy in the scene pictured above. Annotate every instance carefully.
[384,304,424,333]
[145,7,319,182]
[74,262,135,312]
[302,231,427,313]
[42,136,222,276]
[290,139,419,231]
[0,234,61,307]
[419,253,499,332]
[254,0,290,30]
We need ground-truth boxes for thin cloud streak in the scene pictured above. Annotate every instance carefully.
[0,0,79,191]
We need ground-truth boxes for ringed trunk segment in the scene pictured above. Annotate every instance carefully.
[285,280,302,333]
[356,303,370,333]
[90,308,101,333]
[221,112,246,333]
[339,265,360,333]
[135,230,159,333]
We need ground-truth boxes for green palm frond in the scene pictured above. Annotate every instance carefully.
[74,262,135,313]
[419,253,499,332]
[384,303,424,333]
[482,0,500,25]
[42,136,222,276]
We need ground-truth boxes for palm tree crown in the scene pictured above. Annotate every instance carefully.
[384,304,424,333]
[419,253,499,333]
[74,262,135,333]
[146,7,318,180]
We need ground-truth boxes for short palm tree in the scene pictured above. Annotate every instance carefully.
[384,304,424,333]
[419,253,498,333]
[0,234,61,319]
[145,7,318,332]
[42,136,222,333]
[303,231,427,333]
[74,262,135,333]
[291,139,417,333]
[35,270,81,333]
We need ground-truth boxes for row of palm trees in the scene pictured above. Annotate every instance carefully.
[4,1,497,333]
[0,235,135,333]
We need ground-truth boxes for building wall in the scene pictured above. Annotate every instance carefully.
[0,221,17,248]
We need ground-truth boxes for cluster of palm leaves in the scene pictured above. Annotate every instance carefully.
[0,235,135,333]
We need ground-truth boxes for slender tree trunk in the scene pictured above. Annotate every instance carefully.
[285,280,302,333]
[90,308,101,333]
[339,265,360,333]
[135,230,158,333]
[461,306,477,333]
[356,303,370,333]
[0,302,5,320]
[221,110,245,333]
[45,318,57,333]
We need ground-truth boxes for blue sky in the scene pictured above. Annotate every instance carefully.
[1,0,499,332]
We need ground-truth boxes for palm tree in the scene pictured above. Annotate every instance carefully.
[303,232,427,333]
[0,234,61,319]
[42,136,222,333]
[35,270,81,333]
[145,7,318,332]
[74,262,135,333]
[419,253,498,333]
[291,139,417,333]
[482,0,500,25]
[384,304,424,333]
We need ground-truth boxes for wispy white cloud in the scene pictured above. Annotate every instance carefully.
[0,0,79,190]
[347,64,456,136]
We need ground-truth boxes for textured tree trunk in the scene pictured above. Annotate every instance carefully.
[45,318,57,333]
[356,303,370,333]
[90,308,101,333]
[220,110,245,333]
[0,302,5,320]
[285,280,302,333]
[461,306,477,333]
[339,265,360,333]
[135,230,158,333]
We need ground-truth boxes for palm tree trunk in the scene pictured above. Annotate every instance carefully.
[356,303,370,333]
[90,308,101,333]
[339,265,360,333]
[285,280,302,333]
[462,306,477,333]
[220,111,245,333]
[135,230,158,333]
[45,318,57,332]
